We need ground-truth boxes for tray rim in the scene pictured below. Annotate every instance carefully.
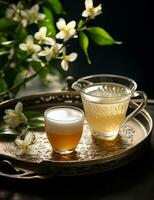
[0,92,153,179]
[0,92,153,164]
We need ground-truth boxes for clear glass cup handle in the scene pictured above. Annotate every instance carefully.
[72,80,93,91]
[125,91,147,123]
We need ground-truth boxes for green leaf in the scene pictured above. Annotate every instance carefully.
[39,6,56,37]
[31,61,48,82]
[13,69,28,86]
[13,69,28,95]
[24,111,44,130]
[0,35,6,43]
[28,120,44,131]
[45,0,64,14]
[43,6,54,24]
[3,67,18,89]
[29,124,44,131]
[79,31,91,64]
[0,18,18,33]
[24,111,43,120]
[0,128,17,141]
[77,20,84,30]
[16,27,27,43]
[29,119,44,123]
[0,48,8,55]
[0,77,8,93]
[87,27,122,46]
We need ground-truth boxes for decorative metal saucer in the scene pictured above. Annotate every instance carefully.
[0,91,153,179]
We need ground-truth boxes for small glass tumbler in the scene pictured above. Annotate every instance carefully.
[44,106,84,154]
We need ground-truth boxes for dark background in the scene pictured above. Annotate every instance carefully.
[61,0,153,98]
[0,1,154,199]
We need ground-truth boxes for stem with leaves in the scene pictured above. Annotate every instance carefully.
[0,19,87,99]
[0,64,47,98]
[0,1,121,100]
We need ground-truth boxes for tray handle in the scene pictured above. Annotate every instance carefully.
[0,159,55,179]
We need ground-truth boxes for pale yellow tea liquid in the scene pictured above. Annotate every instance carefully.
[81,83,131,139]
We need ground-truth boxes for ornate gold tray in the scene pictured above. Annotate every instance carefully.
[0,91,153,179]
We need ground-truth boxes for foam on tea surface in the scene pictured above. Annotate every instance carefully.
[45,107,84,135]
[46,107,83,122]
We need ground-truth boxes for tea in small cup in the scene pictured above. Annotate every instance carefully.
[44,106,84,154]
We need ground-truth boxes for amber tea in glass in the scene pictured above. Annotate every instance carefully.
[44,106,84,154]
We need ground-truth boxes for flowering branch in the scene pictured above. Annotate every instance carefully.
[0,0,121,100]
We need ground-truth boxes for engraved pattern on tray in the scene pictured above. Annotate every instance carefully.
[1,121,136,163]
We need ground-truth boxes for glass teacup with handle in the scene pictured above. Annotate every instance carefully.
[72,74,147,142]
